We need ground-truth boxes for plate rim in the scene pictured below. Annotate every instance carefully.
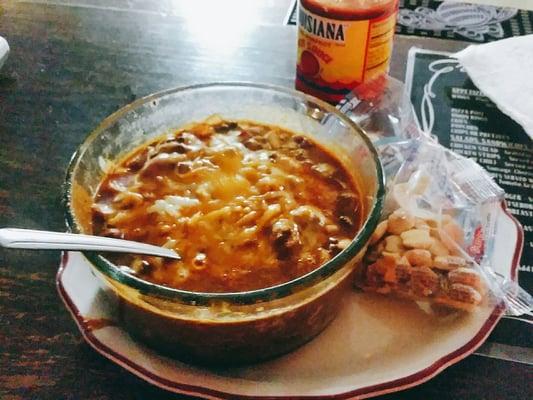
[56,200,524,400]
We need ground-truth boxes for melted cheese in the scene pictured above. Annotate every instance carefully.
[92,119,363,292]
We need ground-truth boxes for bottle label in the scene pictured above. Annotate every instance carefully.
[296,3,397,100]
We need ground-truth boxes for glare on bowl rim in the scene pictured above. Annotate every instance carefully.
[63,82,385,306]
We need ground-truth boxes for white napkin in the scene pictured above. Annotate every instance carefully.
[0,36,8,70]
[455,35,533,140]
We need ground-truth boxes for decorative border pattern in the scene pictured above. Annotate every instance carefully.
[285,1,533,44]
[419,57,462,134]
[397,2,518,42]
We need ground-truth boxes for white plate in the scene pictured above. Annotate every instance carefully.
[57,201,523,399]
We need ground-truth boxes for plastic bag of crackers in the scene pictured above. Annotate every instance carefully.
[359,139,502,312]
[340,77,532,315]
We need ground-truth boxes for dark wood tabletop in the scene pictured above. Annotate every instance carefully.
[0,1,531,399]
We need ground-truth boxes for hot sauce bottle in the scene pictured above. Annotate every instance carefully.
[295,0,399,104]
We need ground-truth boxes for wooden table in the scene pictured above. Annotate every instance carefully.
[0,1,531,399]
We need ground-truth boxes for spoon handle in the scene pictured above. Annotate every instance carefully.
[0,228,180,260]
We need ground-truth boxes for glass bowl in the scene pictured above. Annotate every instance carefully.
[64,82,385,365]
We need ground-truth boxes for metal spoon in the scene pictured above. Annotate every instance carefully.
[0,228,180,259]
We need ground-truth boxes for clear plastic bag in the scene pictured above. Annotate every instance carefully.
[340,76,532,316]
